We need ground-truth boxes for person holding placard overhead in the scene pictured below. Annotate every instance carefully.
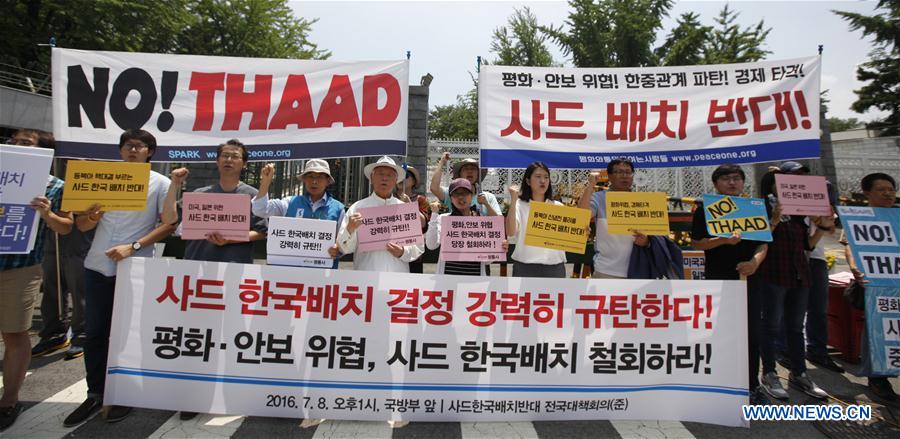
[690,163,769,404]
[161,139,268,268]
[505,162,567,278]
[842,172,898,401]
[337,156,424,273]
[755,170,832,402]
[251,159,344,268]
[0,131,72,432]
[577,158,649,279]
[65,129,174,427]
[426,178,508,275]
[430,152,501,216]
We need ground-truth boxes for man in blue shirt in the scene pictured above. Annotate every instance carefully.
[252,159,344,268]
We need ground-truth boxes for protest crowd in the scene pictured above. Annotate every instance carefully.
[1,50,899,434]
[2,125,897,431]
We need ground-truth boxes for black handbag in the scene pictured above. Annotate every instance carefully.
[843,280,865,310]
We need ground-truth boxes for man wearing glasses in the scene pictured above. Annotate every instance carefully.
[578,158,650,278]
[65,129,174,427]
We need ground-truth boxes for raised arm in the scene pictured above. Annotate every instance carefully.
[430,152,450,200]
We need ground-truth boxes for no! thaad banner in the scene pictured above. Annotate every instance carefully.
[52,48,408,162]
[107,258,749,427]
[479,56,820,169]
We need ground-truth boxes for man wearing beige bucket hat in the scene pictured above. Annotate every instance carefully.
[429,152,501,216]
[251,159,345,268]
[338,156,424,272]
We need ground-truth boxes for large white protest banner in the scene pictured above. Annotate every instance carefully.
[479,56,820,169]
[52,48,408,162]
[107,258,749,427]
[0,145,54,254]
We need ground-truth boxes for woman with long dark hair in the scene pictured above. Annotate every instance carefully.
[505,162,567,278]
[425,178,507,275]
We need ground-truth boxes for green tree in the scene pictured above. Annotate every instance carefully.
[655,12,711,66]
[0,0,327,77]
[176,0,329,59]
[490,6,558,67]
[428,88,478,140]
[827,117,864,132]
[542,1,770,67]
[834,0,900,135]
[702,4,771,64]
[542,0,674,67]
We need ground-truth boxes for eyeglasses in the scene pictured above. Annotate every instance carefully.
[219,154,243,161]
[717,176,745,182]
[122,142,148,151]
[611,170,634,176]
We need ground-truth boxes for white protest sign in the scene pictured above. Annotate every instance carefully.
[266,216,336,268]
[479,57,820,169]
[0,145,54,254]
[107,257,749,427]
[52,48,408,162]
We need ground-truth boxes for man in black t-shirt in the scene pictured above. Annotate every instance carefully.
[691,164,768,403]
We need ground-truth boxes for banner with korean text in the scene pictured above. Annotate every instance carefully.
[52,48,408,162]
[479,57,820,169]
[106,258,749,427]
[0,145,54,254]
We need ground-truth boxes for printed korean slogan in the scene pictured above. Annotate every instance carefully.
[702,194,772,242]
[266,216,336,268]
[682,250,706,280]
[52,48,409,162]
[523,202,591,253]
[0,145,54,254]
[61,161,150,211]
[181,192,251,241]
[107,257,749,427]
[479,57,820,169]
[440,216,507,262]
[357,202,423,252]
[864,287,900,375]
[836,206,900,287]
[774,174,831,216]
[605,192,670,235]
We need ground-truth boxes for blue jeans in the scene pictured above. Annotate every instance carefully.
[84,269,117,396]
[805,258,829,355]
[774,259,829,357]
[761,281,809,375]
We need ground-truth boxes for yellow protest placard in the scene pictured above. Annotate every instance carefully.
[62,161,151,211]
[605,191,670,235]
[523,201,591,253]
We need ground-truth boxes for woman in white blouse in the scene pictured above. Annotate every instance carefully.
[505,162,567,278]
[426,178,507,275]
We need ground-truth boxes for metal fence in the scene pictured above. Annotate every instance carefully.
[427,139,759,211]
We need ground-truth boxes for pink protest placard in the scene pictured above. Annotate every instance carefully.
[181,192,251,241]
[774,174,832,216]
[357,202,423,252]
[440,216,506,262]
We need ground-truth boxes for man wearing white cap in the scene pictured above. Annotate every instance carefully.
[338,156,424,272]
[252,159,345,268]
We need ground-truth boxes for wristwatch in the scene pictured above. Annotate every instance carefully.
[131,241,142,251]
